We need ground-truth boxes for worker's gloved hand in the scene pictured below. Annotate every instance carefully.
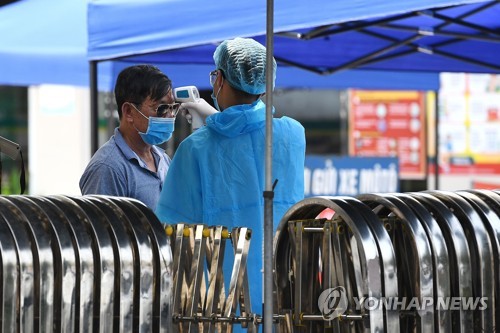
[180,99,219,130]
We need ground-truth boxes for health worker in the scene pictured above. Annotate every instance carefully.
[155,37,306,318]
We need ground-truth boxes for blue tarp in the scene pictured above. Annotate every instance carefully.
[0,0,440,90]
[87,0,499,75]
[2,0,498,88]
[0,0,113,87]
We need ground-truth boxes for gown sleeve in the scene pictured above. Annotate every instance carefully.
[155,141,203,223]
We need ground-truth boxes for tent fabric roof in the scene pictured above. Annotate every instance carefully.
[0,0,86,86]
[0,0,113,87]
[87,0,499,74]
[2,0,496,88]
[0,0,439,90]
[87,0,483,59]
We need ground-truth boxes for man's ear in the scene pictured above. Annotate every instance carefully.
[122,103,134,122]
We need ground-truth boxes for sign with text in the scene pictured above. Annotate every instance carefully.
[304,155,399,197]
[439,73,500,174]
[349,90,426,179]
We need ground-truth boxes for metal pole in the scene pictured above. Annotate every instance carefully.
[434,90,440,189]
[90,60,99,155]
[264,0,274,330]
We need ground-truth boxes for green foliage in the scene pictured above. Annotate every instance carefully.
[1,167,26,195]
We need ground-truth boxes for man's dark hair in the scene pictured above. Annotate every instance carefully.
[114,64,172,118]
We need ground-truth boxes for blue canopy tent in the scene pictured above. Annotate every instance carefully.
[87,0,499,327]
[0,0,224,88]
[0,0,115,87]
[0,0,442,160]
[87,0,499,75]
[0,0,440,89]
[86,0,500,152]
[1,0,496,109]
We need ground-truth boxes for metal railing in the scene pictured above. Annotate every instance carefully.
[0,194,173,332]
[167,223,256,332]
[273,189,500,332]
[1,189,500,333]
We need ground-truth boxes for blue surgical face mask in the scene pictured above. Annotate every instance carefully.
[130,102,175,145]
[138,117,175,145]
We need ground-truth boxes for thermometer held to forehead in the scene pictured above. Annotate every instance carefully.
[173,86,200,102]
[173,86,204,130]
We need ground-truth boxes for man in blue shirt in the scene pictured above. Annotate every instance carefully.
[80,64,180,210]
[155,38,306,320]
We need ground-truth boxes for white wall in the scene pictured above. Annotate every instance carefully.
[28,85,90,195]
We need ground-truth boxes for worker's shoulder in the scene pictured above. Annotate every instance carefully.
[273,116,305,131]
[177,127,213,150]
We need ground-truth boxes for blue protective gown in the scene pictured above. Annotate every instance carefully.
[155,99,305,317]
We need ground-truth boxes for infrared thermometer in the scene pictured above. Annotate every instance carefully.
[174,85,200,103]
[173,86,204,130]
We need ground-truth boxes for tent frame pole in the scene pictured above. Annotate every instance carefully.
[274,56,323,74]
[419,9,500,36]
[303,12,415,39]
[325,34,424,74]
[264,0,274,330]
[435,91,440,189]
[273,1,500,75]
[358,29,500,71]
[380,23,500,43]
[356,0,498,67]
[90,60,99,155]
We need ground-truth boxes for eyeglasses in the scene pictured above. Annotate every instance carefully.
[209,70,218,87]
[130,101,181,118]
[155,103,181,118]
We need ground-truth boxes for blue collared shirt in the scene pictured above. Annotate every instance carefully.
[79,127,170,210]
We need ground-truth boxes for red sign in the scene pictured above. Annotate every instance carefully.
[472,181,500,190]
[349,90,426,179]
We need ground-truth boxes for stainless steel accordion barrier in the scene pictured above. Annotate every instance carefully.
[273,190,500,333]
[165,223,257,332]
[0,194,173,332]
[4,189,500,332]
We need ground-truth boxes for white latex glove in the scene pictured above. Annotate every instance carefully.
[179,99,219,130]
